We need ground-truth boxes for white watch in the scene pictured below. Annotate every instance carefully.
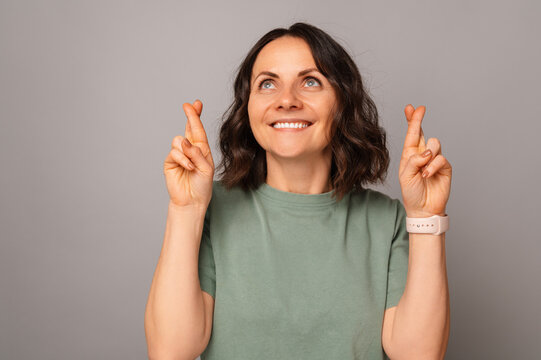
[406,214,449,235]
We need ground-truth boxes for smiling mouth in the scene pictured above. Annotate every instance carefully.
[270,121,313,129]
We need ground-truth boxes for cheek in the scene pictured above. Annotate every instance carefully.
[247,98,265,141]
[247,96,254,118]
[311,98,335,124]
[319,98,337,139]
[247,96,263,121]
[306,90,335,113]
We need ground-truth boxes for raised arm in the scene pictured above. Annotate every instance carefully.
[144,100,216,359]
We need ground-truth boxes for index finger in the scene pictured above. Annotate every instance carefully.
[403,105,426,152]
[185,99,203,143]
[182,101,209,145]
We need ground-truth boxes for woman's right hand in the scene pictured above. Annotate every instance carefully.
[163,99,215,209]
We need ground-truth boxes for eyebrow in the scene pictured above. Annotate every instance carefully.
[252,67,320,86]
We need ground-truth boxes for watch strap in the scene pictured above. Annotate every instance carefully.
[406,214,449,235]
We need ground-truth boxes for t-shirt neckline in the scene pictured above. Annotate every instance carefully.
[255,181,338,207]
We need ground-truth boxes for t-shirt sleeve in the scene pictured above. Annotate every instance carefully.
[198,205,216,299]
[385,199,410,310]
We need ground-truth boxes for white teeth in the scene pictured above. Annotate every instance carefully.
[273,122,309,129]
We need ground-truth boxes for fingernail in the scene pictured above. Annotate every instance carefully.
[183,138,191,147]
[422,170,429,178]
[422,149,431,157]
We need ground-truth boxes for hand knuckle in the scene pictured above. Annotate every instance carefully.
[170,149,180,162]
[172,135,183,148]
[171,145,183,154]
[200,144,210,156]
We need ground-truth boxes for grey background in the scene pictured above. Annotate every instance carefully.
[1,0,539,359]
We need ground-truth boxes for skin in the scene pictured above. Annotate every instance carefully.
[247,36,337,194]
[399,105,452,218]
[172,36,452,358]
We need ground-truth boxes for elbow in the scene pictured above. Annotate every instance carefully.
[146,332,204,360]
[385,346,446,360]
[147,346,202,360]
[144,311,208,360]
[146,333,206,360]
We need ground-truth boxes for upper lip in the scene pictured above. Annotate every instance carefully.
[269,118,314,126]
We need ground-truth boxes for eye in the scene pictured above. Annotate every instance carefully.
[304,76,321,87]
[257,78,275,90]
[256,76,322,90]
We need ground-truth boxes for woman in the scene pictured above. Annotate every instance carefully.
[145,22,452,360]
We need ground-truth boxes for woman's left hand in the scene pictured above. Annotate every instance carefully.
[399,105,452,218]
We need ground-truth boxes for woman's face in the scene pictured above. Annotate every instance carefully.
[248,36,337,161]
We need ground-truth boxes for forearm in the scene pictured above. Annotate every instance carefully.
[144,202,208,359]
[390,233,450,359]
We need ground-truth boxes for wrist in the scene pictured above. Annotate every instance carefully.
[168,200,208,216]
[406,213,449,235]
[405,210,446,218]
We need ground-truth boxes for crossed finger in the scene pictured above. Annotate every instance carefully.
[423,154,451,178]
[422,137,442,172]
[403,105,427,154]
[184,99,202,143]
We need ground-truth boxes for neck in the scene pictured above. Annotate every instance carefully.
[265,147,332,194]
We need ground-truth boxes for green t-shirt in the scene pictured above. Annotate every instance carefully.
[198,180,409,359]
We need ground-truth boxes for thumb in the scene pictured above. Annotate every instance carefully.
[404,149,432,178]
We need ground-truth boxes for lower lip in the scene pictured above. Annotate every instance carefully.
[269,123,313,131]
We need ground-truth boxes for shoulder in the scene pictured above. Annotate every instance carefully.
[346,188,406,239]
[208,179,254,212]
[349,187,403,214]
[211,179,251,200]
[349,188,405,233]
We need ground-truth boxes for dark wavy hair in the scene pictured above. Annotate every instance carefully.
[215,22,390,202]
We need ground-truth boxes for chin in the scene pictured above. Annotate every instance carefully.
[268,148,312,160]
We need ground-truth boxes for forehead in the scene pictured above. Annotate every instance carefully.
[251,37,316,76]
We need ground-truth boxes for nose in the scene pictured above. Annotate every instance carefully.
[275,86,302,110]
